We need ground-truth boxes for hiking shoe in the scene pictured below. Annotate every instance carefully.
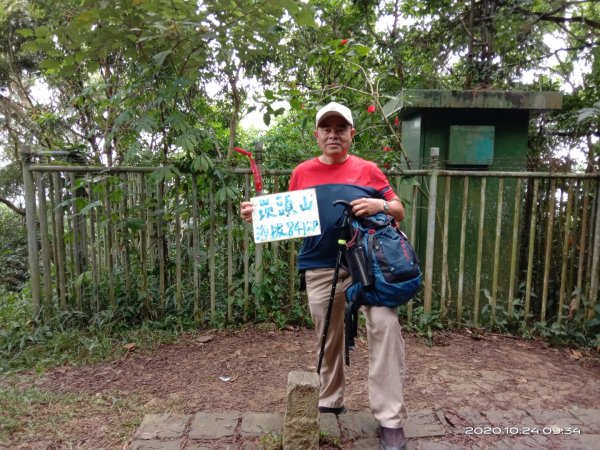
[318,405,348,415]
[380,426,407,450]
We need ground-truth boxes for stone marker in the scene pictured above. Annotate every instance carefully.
[282,371,320,450]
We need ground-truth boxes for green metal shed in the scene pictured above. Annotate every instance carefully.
[383,90,563,322]
[384,89,563,170]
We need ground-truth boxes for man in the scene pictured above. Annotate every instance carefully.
[240,102,408,450]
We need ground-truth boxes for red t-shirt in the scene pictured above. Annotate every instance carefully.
[289,155,397,270]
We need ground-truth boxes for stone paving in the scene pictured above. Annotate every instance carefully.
[128,407,600,449]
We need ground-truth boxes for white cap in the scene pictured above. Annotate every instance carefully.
[315,102,354,127]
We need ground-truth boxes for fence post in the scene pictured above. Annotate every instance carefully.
[588,182,600,320]
[423,147,439,314]
[20,146,41,320]
[254,141,264,314]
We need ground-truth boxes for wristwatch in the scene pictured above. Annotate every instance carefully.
[382,200,390,214]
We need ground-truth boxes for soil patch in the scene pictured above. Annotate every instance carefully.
[2,327,599,449]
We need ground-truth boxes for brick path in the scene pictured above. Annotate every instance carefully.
[127,407,600,449]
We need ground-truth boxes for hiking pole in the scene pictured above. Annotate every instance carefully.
[317,236,347,375]
[317,201,353,374]
[330,201,371,367]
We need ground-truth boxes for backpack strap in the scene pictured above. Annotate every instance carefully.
[359,214,393,231]
[367,229,375,282]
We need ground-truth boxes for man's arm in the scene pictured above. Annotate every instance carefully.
[387,197,405,222]
[349,196,405,222]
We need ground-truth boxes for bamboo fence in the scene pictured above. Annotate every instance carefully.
[19,147,600,331]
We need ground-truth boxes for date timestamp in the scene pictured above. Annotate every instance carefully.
[465,426,581,435]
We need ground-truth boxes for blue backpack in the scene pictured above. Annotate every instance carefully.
[334,202,421,365]
[344,212,422,308]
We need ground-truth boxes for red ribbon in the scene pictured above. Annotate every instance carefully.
[234,147,263,194]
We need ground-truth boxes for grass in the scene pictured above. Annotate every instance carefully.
[0,286,200,375]
[0,382,152,447]
[0,291,204,447]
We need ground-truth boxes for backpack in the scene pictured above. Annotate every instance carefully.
[344,212,421,308]
[335,205,421,366]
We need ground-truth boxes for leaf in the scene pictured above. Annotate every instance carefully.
[196,335,214,343]
[74,271,92,289]
[569,349,582,360]
[16,28,34,38]
[192,154,213,173]
[577,107,599,124]
[78,200,102,216]
[294,7,316,27]
[482,288,492,303]
[152,167,172,182]
[152,49,173,67]
[349,44,371,57]
[123,342,137,351]
[39,59,62,70]
[126,218,146,231]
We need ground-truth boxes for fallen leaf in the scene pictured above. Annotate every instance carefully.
[197,335,215,344]
[123,343,136,351]
[568,298,577,319]
[570,349,583,360]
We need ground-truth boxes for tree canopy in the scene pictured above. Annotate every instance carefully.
[0,0,598,190]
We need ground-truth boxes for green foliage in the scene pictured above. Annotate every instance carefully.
[251,257,310,329]
[531,302,600,348]
[0,206,27,292]
[1,0,599,373]
[0,385,85,441]
[401,304,444,346]
[259,432,283,450]
[0,284,198,374]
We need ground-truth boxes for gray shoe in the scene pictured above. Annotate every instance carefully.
[380,426,407,450]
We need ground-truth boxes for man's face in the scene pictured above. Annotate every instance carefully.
[314,115,355,159]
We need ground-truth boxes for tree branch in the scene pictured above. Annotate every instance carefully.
[543,14,600,30]
[0,196,26,216]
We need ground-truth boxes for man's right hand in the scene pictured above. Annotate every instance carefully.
[240,201,254,223]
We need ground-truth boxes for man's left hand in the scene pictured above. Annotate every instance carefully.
[350,198,385,217]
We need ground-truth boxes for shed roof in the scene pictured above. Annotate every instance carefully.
[383,89,563,118]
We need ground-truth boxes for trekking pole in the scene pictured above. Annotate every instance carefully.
[317,237,347,375]
[317,201,353,374]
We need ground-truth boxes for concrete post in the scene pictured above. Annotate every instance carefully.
[282,371,320,450]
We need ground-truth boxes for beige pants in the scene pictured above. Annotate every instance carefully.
[305,268,408,428]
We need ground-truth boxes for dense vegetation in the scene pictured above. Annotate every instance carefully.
[1,0,599,373]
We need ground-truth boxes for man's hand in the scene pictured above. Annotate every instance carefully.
[240,201,254,223]
[350,197,405,222]
[350,198,385,217]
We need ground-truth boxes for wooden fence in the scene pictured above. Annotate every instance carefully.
[20,148,600,331]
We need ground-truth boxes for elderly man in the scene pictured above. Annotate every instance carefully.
[241,102,408,450]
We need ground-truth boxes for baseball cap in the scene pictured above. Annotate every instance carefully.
[315,102,354,127]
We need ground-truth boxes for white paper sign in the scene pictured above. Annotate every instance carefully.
[251,188,321,243]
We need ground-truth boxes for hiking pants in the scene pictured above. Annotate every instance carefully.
[305,268,409,429]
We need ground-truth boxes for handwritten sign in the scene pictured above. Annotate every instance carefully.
[251,189,321,243]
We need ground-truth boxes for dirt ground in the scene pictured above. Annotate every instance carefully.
[2,325,600,449]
